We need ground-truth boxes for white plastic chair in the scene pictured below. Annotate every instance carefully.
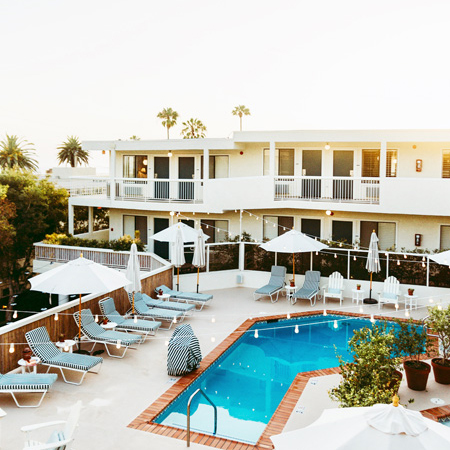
[378,276,401,309]
[21,401,81,449]
[323,271,344,306]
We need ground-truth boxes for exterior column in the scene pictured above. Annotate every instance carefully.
[68,202,74,235]
[380,141,387,178]
[203,147,209,180]
[88,207,94,235]
[269,141,276,177]
[110,146,116,201]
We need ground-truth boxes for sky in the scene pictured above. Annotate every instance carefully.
[1,0,450,172]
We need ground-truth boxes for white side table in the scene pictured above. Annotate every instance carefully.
[55,339,76,353]
[157,294,171,302]
[100,321,117,330]
[285,285,297,303]
[404,294,418,310]
[352,289,365,305]
[18,357,40,374]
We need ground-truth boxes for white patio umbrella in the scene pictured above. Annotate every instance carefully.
[192,228,206,293]
[271,401,450,450]
[30,255,131,343]
[364,231,381,304]
[260,230,328,283]
[429,250,450,266]
[151,222,209,291]
[124,243,141,315]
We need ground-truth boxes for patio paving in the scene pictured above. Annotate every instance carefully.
[1,287,446,449]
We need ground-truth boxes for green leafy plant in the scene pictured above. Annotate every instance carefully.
[329,325,401,407]
[392,319,431,369]
[425,305,450,367]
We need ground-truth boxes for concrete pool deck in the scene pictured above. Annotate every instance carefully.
[1,287,447,449]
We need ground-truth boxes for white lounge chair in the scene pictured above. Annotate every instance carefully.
[378,276,401,309]
[323,271,344,306]
[253,266,287,303]
[292,271,321,306]
[21,400,81,449]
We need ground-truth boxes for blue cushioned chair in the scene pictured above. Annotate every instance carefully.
[253,266,287,303]
[154,285,213,310]
[133,292,195,315]
[292,270,321,306]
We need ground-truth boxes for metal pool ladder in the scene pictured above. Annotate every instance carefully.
[186,388,217,447]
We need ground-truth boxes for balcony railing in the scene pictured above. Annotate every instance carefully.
[274,176,380,204]
[34,243,169,271]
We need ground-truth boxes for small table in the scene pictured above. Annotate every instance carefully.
[285,285,297,303]
[404,294,418,310]
[100,321,117,330]
[352,289,365,305]
[18,357,40,374]
[157,294,171,301]
[55,339,76,353]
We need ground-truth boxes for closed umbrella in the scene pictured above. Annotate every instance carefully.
[151,222,209,291]
[364,231,381,304]
[192,228,206,293]
[260,230,328,284]
[124,243,141,315]
[271,400,450,450]
[30,255,131,344]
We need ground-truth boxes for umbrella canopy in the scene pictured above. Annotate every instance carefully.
[271,403,450,450]
[366,231,381,273]
[429,250,450,266]
[260,230,328,254]
[124,243,141,294]
[151,222,208,243]
[30,256,132,295]
[192,229,206,269]
[171,227,186,268]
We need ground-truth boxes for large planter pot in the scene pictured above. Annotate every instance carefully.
[431,358,450,385]
[403,361,431,391]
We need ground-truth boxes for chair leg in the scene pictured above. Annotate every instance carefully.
[9,391,47,408]
[104,343,129,359]
[59,367,88,386]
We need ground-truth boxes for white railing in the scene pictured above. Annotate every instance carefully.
[34,243,169,272]
[114,178,203,203]
[274,176,380,204]
[60,176,108,197]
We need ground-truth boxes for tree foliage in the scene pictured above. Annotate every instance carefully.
[0,134,38,172]
[232,105,251,131]
[181,118,207,139]
[425,304,450,366]
[329,325,401,407]
[157,107,179,139]
[0,170,68,318]
[57,136,89,167]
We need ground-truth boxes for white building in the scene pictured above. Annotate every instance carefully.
[72,129,450,256]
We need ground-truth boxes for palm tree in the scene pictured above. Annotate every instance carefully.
[57,136,89,167]
[0,134,38,172]
[181,118,207,139]
[157,108,179,139]
[232,105,251,131]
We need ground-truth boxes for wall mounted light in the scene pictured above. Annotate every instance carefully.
[102,150,106,155]
[416,159,422,172]
[324,143,331,150]
[143,159,148,166]
[326,210,334,216]
[168,151,173,157]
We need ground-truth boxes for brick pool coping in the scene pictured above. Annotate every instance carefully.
[128,310,427,449]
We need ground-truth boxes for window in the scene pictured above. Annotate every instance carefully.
[123,215,148,244]
[201,220,229,243]
[332,221,353,244]
[263,149,294,176]
[386,150,398,177]
[123,155,148,178]
[443,151,450,178]
[201,155,229,179]
[263,216,294,240]
[360,221,396,250]
[362,150,380,177]
[440,225,450,250]
[301,218,321,239]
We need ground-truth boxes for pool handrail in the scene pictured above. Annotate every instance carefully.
[186,388,217,447]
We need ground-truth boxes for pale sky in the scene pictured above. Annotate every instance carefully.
[2,0,450,172]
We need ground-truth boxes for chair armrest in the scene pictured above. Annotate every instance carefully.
[21,420,66,432]
[22,438,72,450]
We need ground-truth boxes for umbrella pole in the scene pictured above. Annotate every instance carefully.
[369,272,373,299]
[78,293,82,344]
[292,253,295,284]
[363,272,378,304]
[177,267,180,292]
[196,267,200,293]
[132,291,135,315]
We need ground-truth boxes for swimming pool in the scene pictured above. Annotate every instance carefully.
[154,314,401,444]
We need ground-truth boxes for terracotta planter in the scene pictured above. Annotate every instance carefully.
[408,289,414,296]
[403,360,431,391]
[431,358,450,385]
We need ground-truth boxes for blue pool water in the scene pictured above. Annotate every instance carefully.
[154,315,400,444]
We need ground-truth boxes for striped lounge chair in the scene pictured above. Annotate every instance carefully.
[0,372,57,408]
[25,326,102,386]
[292,270,321,306]
[167,324,202,376]
[129,293,184,330]
[74,309,142,358]
[133,292,195,315]
[253,265,287,303]
[155,285,213,310]
[99,297,162,342]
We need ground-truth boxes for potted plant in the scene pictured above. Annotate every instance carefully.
[392,319,431,391]
[408,288,415,296]
[425,305,450,384]
[330,325,402,407]
[356,284,361,290]
[290,279,295,287]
